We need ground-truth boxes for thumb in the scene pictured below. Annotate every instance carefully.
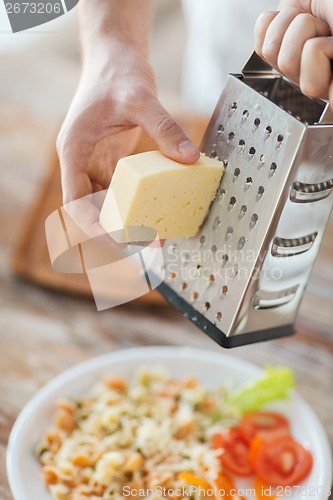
[136,94,200,164]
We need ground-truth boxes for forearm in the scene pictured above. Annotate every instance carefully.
[79,0,153,63]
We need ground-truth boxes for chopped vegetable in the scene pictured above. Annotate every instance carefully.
[239,411,290,444]
[227,367,294,414]
[177,472,211,491]
[254,435,313,487]
[36,366,313,500]
[212,429,254,477]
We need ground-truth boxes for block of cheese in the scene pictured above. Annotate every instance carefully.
[99,151,224,242]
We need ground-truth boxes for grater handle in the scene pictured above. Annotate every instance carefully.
[242,52,275,76]
[242,52,333,124]
[243,51,333,76]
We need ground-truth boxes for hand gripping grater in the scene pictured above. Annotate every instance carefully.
[151,53,333,348]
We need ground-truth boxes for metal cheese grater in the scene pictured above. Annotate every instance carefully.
[152,53,333,348]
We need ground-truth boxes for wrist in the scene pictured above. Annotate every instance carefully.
[81,38,149,83]
[79,0,152,62]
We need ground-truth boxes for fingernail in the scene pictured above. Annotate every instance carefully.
[178,140,199,157]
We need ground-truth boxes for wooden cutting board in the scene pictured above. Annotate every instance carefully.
[11,115,208,305]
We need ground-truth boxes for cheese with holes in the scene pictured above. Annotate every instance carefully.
[99,151,224,242]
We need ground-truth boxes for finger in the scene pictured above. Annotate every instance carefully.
[254,11,279,60]
[261,8,304,68]
[277,13,330,83]
[61,169,108,241]
[300,36,333,99]
[63,191,128,250]
[90,128,142,188]
[58,140,113,244]
[135,95,200,164]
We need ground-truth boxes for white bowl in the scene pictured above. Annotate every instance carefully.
[7,346,332,500]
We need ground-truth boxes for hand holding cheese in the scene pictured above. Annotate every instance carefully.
[99,151,224,242]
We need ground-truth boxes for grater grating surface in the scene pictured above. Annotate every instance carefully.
[151,54,333,347]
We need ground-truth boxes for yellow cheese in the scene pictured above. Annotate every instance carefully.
[99,151,224,242]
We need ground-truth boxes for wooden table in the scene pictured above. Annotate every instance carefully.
[1,170,333,500]
[0,47,333,500]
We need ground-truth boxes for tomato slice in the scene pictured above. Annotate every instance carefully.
[254,435,313,487]
[240,412,289,445]
[212,429,254,477]
[249,429,291,467]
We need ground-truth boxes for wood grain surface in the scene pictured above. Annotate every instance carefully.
[1,143,333,499]
[0,51,332,500]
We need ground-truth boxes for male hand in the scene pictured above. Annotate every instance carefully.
[57,41,199,238]
[255,0,333,105]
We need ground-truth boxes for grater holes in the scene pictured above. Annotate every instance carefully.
[218,124,225,135]
[204,301,211,311]
[229,196,237,209]
[276,134,284,150]
[270,162,277,176]
[200,235,206,246]
[228,131,235,141]
[210,150,218,159]
[250,213,259,230]
[170,244,178,254]
[238,139,246,154]
[254,118,261,128]
[215,312,223,322]
[234,168,241,180]
[230,102,238,114]
[222,254,229,267]
[182,251,190,263]
[196,264,202,272]
[209,274,215,283]
[226,226,234,240]
[245,177,253,190]
[259,154,266,169]
[257,186,265,199]
[265,126,272,141]
[238,236,247,250]
[213,217,222,230]
[181,282,188,291]
[242,110,249,120]
[170,272,177,280]
[249,147,256,156]
[231,264,239,278]
[240,205,247,219]
[211,244,217,254]
[218,186,226,199]
[192,291,199,301]
[221,285,229,296]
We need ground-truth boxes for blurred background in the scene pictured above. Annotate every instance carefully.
[0,2,332,497]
